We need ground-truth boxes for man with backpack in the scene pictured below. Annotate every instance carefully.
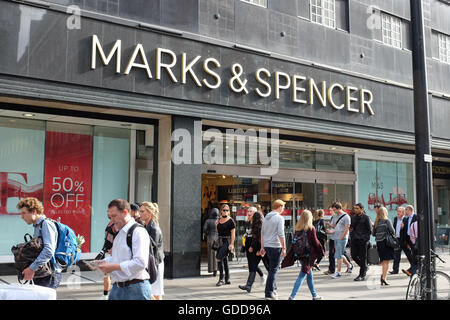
[18,198,63,289]
[96,199,152,300]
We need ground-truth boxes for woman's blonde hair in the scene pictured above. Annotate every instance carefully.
[140,201,159,225]
[374,206,388,228]
[314,209,324,221]
[220,204,230,217]
[295,210,313,231]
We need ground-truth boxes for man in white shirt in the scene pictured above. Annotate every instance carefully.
[96,199,151,300]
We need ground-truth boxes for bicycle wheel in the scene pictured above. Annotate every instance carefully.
[434,271,450,300]
[406,274,420,300]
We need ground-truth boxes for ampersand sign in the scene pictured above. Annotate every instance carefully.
[229,63,249,94]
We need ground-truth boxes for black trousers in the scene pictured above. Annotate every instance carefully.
[392,238,402,273]
[351,239,369,277]
[315,238,325,264]
[247,251,269,276]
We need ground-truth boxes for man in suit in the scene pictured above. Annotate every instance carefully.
[401,205,418,277]
[390,207,405,274]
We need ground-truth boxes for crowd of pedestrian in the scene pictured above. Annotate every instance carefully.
[205,199,419,300]
[16,194,419,301]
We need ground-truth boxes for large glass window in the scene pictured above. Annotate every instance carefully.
[0,113,154,255]
[357,159,414,223]
[0,117,45,256]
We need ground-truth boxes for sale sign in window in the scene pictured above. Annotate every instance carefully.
[44,131,93,252]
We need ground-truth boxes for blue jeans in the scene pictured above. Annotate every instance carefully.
[289,268,317,299]
[109,281,152,300]
[33,272,62,289]
[264,247,282,298]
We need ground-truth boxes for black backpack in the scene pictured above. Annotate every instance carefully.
[292,230,310,259]
[126,224,158,284]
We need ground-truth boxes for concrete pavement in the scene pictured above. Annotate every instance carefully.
[2,251,449,300]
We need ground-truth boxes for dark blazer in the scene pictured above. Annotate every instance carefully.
[146,220,164,265]
[400,214,418,246]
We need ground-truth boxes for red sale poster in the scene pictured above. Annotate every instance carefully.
[43,131,92,252]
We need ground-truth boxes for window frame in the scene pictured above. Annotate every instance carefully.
[310,0,336,29]
[381,12,403,49]
[241,0,268,9]
[438,32,450,64]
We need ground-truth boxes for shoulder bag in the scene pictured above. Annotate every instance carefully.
[385,221,400,250]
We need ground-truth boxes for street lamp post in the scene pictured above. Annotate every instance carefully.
[409,0,436,300]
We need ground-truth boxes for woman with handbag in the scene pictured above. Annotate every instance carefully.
[372,206,396,286]
[215,204,236,286]
[312,209,326,271]
[239,210,267,292]
[203,208,220,276]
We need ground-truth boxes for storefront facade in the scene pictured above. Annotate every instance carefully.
[0,0,449,277]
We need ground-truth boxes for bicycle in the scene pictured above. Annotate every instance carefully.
[406,249,450,300]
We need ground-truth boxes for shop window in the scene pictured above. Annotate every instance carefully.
[90,126,130,253]
[0,117,45,255]
[358,159,414,224]
[135,129,154,204]
[315,151,353,171]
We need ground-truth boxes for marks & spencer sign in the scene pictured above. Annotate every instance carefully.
[90,34,375,115]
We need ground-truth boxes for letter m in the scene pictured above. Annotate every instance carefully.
[91,34,121,73]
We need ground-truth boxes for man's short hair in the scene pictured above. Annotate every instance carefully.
[17,197,44,215]
[272,199,286,210]
[108,199,131,213]
[130,203,139,212]
[331,202,342,210]
[405,205,414,212]
[355,203,364,210]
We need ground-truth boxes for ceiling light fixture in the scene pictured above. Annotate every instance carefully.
[23,113,35,117]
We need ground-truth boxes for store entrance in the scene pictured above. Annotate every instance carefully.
[200,170,355,270]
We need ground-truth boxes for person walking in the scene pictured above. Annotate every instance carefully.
[288,210,325,300]
[239,210,268,293]
[409,219,419,275]
[312,209,327,271]
[215,204,236,286]
[350,203,373,281]
[373,206,395,286]
[401,205,418,277]
[94,212,118,299]
[139,201,165,300]
[260,199,286,300]
[326,202,352,279]
[390,207,406,274]
[96,199,151,300]
[17,197,62,289]
[203,207,219,276]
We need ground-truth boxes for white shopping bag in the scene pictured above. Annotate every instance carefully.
[0,283,56,300]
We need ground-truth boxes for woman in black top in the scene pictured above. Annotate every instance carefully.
[239,210,268,292]
[215,204,235,286]
[372,206,395,286]
[312,209,327,271]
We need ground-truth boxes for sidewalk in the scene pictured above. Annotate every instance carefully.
[2,252,448,300]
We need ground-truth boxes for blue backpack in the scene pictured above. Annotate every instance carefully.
[39,218,81,269]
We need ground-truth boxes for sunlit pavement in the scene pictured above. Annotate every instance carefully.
[49,251,450,300]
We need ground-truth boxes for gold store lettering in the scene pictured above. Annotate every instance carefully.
[90,34,375,115]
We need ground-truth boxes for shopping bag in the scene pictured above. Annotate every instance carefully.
[367,244,380,265]
[0,283,56,300]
